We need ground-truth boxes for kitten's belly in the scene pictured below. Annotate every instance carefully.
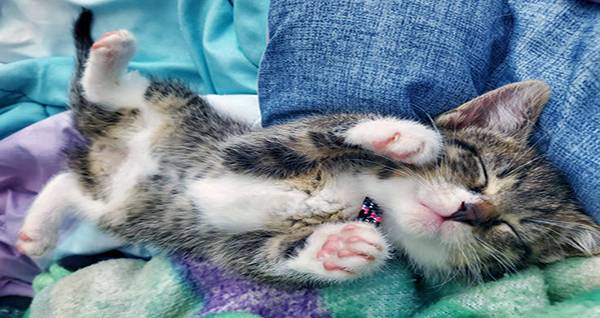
[187,173,365,232]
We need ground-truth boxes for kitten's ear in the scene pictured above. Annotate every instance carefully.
[435,80,550,140]
[537,214,600,264]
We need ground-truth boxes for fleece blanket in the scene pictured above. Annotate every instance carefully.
[3,0,600,316]
[27,254,600,317]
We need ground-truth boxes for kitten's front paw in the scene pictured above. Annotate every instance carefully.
[288,222,389,281]
[345,118,442,165]
[15,229,57,257]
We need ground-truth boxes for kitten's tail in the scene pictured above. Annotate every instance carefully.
[73,8,94,80]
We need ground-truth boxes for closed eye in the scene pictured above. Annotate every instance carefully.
[499,220,518,236]
[500,220,531,253]
[470,154,488,192]
[476,154,489,192]
[447,139,489,192]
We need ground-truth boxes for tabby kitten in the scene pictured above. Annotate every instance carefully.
[17,10,600,286]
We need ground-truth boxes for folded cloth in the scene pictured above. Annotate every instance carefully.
[0,0,268,139]
[27,254,600,318]
[0,94,259,298]
[0,112,76,298]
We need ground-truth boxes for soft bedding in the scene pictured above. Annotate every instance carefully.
[27,253,600,317]
[2,0,600,317]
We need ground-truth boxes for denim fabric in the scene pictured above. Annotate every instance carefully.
[258,0,600,220]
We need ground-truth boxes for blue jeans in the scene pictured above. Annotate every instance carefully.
[258,0,600,220]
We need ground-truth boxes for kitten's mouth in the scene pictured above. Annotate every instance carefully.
[416,202,469,237]
[419,202,452,225]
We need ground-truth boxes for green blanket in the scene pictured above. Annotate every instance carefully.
[27,255,600,317]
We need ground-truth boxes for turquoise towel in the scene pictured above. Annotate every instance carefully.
[0,0,268,139]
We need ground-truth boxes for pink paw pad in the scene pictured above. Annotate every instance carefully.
[316,224,384,273]
[371,133,400,151]
[15,243,24,254]
[15,232,32,254]
[18,231,32,242]
[88,30,135,63]
[323,261,352,273]
[372,134,424,161]
[345,119,441,165]
[91,31,118,49]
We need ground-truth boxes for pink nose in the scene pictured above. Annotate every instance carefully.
[447,201,496,226]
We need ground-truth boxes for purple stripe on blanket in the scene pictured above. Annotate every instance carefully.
[176,256,330,318]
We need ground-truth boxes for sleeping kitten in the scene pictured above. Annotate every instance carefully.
[17,10,600,286]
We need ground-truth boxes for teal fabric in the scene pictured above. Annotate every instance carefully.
[0,58,72,138]
[179,0,268,94]
[0,0,268,139]
[27,255,600,317]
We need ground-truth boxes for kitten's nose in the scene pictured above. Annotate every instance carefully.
[447,201,496,226]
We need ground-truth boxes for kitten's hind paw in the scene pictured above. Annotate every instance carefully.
[90,29,136,67]
[15,230,57,257]
[83,28,147,108]
[345,118,442,165]
[287,222,389,282]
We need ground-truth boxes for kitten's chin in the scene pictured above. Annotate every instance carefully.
[438,221,472,244]
[389,210,475,275]
[380,188,476,275]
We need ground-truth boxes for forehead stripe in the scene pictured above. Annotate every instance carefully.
[447,139,489,189]
[447,139,479,156]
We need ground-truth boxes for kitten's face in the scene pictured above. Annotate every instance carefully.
[386,81,600,282]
